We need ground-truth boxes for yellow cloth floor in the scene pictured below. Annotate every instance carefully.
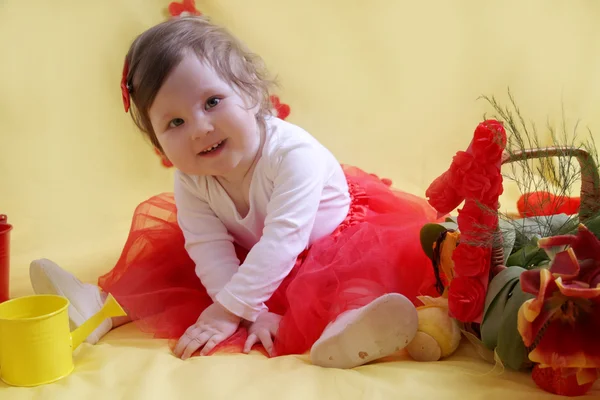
[2,0,600,398]
[1,323,598,399]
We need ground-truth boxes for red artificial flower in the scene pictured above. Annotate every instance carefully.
[121,60,130,113]
[449,152,502,202]
[471,119,507,163]
[482,164,504,204]
[168,0,202,17]
[447,275,486,322]
[448,151,475,180]
[517,191,581,218]
[426,153,501,215]
[518,224,600,371]
[452,244,490,277]
[456,199,499,244]
[426,119,506,215]
[270,95,291,120]
[425,171,464,216]
[557,196,581,215]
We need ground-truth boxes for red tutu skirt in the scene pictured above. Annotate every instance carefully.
[98,165,441,356]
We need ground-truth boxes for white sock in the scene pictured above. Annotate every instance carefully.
[310,293,418,369]
[29,258,112,344]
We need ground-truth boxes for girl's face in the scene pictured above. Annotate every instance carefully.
[148,52,261,181]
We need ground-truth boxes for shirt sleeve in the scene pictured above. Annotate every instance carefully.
[174,172,241,301]
[215,141,330,321]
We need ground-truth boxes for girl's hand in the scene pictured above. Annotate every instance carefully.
[174,302,241,359]
[243,311,282,356]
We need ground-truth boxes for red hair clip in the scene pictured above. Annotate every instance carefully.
[270,95,291,120]
[121,59,132,113]
[168,0,201,17]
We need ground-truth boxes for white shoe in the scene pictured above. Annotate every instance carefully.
[29,258,112,344]
[310,293,418,368]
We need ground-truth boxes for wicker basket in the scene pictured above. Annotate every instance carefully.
[490,146,600,268]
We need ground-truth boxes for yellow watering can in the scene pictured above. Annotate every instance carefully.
[0,293,126,387]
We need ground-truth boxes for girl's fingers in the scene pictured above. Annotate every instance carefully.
[200,334,224,356]
[244,333,259,354]
[181,329,212,360]
[257,329,274,357]
[173,325,201,358]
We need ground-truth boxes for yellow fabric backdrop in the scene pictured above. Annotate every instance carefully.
[1,0,599,398]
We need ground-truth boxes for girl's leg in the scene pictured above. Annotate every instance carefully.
[309,282,418,369]
[29,258,125,344]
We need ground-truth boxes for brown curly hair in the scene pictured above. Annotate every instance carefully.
[123,16,277,152]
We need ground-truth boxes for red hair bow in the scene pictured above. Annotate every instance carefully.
[121,60,131,113]
[168,0,201,17]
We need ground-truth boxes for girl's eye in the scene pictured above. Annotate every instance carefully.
[205,97,221,110]
[169,118,184,128]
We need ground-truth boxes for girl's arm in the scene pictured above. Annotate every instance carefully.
[215,141,330,321]
[174,173,240,300]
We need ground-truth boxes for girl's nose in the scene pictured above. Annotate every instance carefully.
[190,114,214,140]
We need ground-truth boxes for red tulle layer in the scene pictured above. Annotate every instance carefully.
[98,165,441,356]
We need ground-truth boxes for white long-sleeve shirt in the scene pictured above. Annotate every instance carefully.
[174,117,351,321]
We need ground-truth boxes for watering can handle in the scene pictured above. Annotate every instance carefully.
[0,215,7,224]
[71,294,127,350]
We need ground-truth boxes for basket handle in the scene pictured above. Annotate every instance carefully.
[501,146,600,222]
[489,146,600,269]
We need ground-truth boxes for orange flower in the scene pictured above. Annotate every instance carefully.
[518,224,600,372]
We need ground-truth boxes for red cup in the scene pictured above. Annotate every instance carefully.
[0,215,13,303]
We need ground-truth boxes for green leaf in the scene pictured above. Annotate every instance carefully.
[535,260,551,269]
[573,213,600,239]
[419,222,457,260]
[505,240,549,269]
[481,279,520,349]
[496,283,535,371]
[483,266,526,314]
[558,215,583,235]
[508,214,574,250]
[498,219,516,264]
[480,267,526,349]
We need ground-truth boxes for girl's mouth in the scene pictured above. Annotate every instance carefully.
[198,139,226,156]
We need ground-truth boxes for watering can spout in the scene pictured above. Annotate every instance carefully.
[71,294,127,350]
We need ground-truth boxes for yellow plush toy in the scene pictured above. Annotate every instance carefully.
[407,296,461,361]
[407,228,462,361]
